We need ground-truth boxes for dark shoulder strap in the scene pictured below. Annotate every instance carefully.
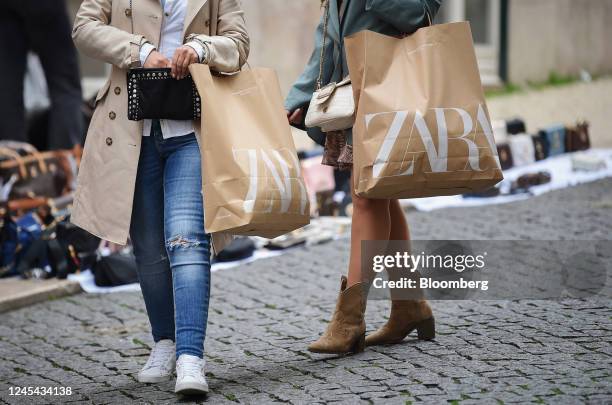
[339,0,348,22]
[209,0,217,34]
[130,0,134,33]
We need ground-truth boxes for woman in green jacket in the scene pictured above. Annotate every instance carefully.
[286,0,442,354]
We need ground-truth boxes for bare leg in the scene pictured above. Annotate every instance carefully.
[308,175,430,353]
[387,199,423,300]
[389,199,409,241]
[365,199,435,346]
[307,170,378,354]
[346,171,391,287]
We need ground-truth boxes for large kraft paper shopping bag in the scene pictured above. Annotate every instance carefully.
[189,65,310,238]
[345,22,503,199]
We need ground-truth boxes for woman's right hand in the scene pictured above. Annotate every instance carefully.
[144,50,171,69]
[286,108,303,125]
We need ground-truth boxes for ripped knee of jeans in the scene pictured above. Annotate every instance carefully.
[165,235,203,251]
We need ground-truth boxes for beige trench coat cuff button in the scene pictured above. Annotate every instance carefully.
[109,111,116,120]
[106,137,113,146]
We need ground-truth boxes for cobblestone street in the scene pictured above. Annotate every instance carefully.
[1,180,611,404]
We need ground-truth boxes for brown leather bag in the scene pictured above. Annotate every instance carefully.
[565,121,590,152]
[0,143,75,201]
[496,143,514,170]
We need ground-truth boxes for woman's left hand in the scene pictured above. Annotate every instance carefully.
[171,46,199,79]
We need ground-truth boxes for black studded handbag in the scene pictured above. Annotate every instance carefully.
[127,68,201,121]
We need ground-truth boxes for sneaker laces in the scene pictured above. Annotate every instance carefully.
[144,342,174,370]
[178,359,203,379]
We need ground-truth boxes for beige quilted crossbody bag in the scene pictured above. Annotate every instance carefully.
[305,0,355,132]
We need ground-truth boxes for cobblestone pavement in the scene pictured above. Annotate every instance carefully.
[1,180,611,404]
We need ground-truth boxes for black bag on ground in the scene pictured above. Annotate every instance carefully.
[16,239,55,279]
[50,216,100,279]
[532,135,548,161]
[506,118,526,135]
[215,237,256,262]
[93,252,139,287]
[56,219,100,255]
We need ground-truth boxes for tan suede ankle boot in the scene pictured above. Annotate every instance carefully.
[308,276,367,354]
[365,300,435,346]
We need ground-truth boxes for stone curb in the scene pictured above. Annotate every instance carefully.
[0,278,82,314]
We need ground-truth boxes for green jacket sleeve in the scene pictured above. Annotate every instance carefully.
[365,0,442,33]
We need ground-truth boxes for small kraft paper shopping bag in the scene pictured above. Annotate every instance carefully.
[345,22,504,199]
[189,65,310,238]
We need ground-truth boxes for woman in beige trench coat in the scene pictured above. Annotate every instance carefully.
[71,0,249,395]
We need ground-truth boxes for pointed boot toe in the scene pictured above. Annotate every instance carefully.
[308,276,367,355]
[308,333,365,354]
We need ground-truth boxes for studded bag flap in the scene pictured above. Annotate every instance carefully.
[127,68,201,121]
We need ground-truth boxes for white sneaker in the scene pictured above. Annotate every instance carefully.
[137,339,176,383]
[175,354,209,395]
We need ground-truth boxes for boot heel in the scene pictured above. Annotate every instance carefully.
[351,334,366,353]
[416,317,435,341]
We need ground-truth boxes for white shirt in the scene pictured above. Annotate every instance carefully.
[139,0,206,139]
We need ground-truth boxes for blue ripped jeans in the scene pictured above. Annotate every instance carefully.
[129,120,211,359]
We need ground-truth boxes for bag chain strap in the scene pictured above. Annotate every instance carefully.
[316,0,331,90]
[130,0,134,34]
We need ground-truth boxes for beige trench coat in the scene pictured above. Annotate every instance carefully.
[71,0,249,253]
